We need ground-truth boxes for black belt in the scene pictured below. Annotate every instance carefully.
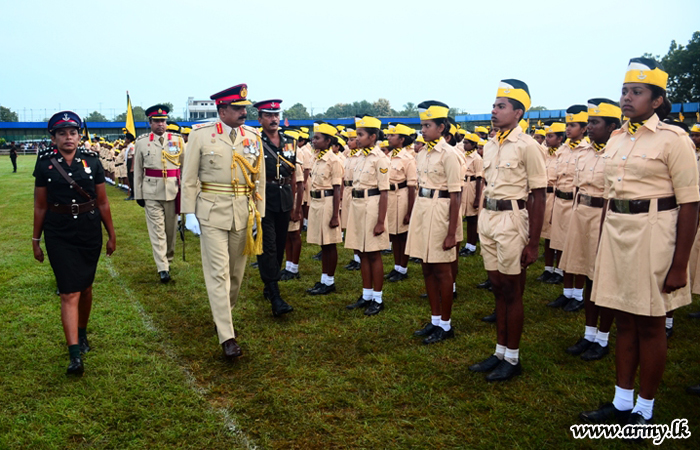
[555,189,574,200]
[48,200,97,216]
[310,189,334,199]
[352,188,380,198]
[419,187,450,199]
[464,175,480,182]
[343,180,353,187]
[609,196,677,214]
[389,181,408,191]
[268,176,292,186]
[546,186,554,193]
[578,193,605,208]
[482,197,526,211]
[115,163,124,167]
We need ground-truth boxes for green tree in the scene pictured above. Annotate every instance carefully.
[0,106,18,122]
[283,103,311,120]
[373,98,392,116]
[114,106,147,122]
[85,111,108,122]
[246,102,259,121]
[530,105,547,111]
[660,31,700,103]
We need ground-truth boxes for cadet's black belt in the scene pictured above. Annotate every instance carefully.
[115,163,124,167]
[482,197,526,211]
[310,189,334,199]
[578,193,605,208]
[555,189,574,200]
[464,176,479,182]
[344,180,354,187]
[268,176,292,186]
[419,187,450,199]
[352,188,380,198]
[609,196,677,214]
[389,181,408,191]
[48,200,97,216]
[546,186,554,193]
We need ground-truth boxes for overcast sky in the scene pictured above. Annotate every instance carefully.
[1,0,698,121]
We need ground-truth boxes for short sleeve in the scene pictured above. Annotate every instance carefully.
[330,158,343,186]
[405,156,417,187]
[33,159,47,187]
[376,154,390,191]
[667,134,700,204]
[444,150,462,192]
[523,141,547,190]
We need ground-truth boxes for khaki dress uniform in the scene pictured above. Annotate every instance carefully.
[550,141,585,251]
[386,147,417,235]
[345,146,391,252]
[462,150,484,217]
[540,149,559,240]
[300,143,314,206]
[406,138,462,263]
[288,160,304,233]
[181,121,265,344]
[558,144,607,279]
[134,131,185,272]
[687,150,700,293]
[107,146,115,175]
[114,148,127,179]
[478,128,547,275]
[453,147,467,243]
[591,114,700,316]
[341,149,360,229]
[307,149,343,245]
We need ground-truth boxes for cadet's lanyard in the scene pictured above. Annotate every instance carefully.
[496,129,512,145]
[361,147,373,156]
[548,147,558,156]
[628,121,646,135]
[425,140,439,152]
[593,142,606,152]
[568,139,580,149]
[316,149,329,160]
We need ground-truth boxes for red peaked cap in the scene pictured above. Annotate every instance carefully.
[210,84,252,106]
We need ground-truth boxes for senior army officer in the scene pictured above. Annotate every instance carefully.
[181,84,266,361]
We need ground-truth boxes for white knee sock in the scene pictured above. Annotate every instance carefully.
[354,254,361,263]
[584,326,597,342]
[666,317,673,329]
[321,273,328,285]
[325,275,335,286]
[290,263,299,274]
[631,395,654,420]
[397,266,407,274]
[453,282,456,293]
[431,315,441,326]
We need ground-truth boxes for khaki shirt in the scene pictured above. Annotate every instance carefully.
[352,145,390,191]
[310,150,343,190]
[545,151,558,187]
[603,114,699,203]
[464,151,484,178]
[575,147,607,197]
[415,138,462,192]
[301,143,314,172]
[389,147,417,187]
[181,121,265,232]
[134,131,185,201]
[344,150,360,184]
[555,140,591,193]
[482,126,547,200]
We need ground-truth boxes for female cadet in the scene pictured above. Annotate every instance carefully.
[547,106,590,311]
[384,124,417,282]
[340,128,363,271]
[305,123,343,295]
[459,132,483,257]
[407,101,461,344]
[537,122,566,284]
[344,116,390,315]
[560,99,620,361]
[580,58,699,427]
[32,111,116,375]
[280,130,305,281]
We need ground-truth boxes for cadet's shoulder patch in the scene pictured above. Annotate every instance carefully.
[379,167,388,174]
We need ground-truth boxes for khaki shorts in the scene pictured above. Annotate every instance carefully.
[478,207,529,275]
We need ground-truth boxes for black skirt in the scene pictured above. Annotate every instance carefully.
[44,209,103,294]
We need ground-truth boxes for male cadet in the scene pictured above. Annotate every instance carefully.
[468,79,546,381]
[133,104,185,283]
[181,84,265,361]
[253,99,295,317]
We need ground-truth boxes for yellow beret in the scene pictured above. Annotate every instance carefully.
[299,131,310,139]
[379,140,389,148]
[624,57,668,90]
[314,122,338,136]
[475,126,488,134]
[416,135,426,144]
[355,115,382,129]
[464,133,480,143]
[534,129,546,136]
[181,127,191,135]
[419,105,449,121]
[336,137,347,147]
[284,130,300,140]
[588,98,621,120]
[336,125,345,131]
[478,139,487,147]
[449,124,457,135]
[547,122,566,133]
[346,129,357,138]
[457,128,468,135]
[496,79,531,111]
[519,119,529,132]
[387,123,414,136]
[300,127,310,133]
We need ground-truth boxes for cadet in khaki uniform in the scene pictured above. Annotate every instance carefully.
[687,124,700,321]
[383,123,417,282]
[133,104,185,282]
[280,130,306,281]
[468,80,546,381]
[547,106,590,311]
[560,99,621,361]
[181,84,265,361]
[459,132,484,257]
[533,128,546,146]
[407,102,462,345]
[305,123,343,295]
[341,128,362,271]
[297,130,313,231]
[580,58,699,426]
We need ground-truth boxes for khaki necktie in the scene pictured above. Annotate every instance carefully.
[229,129,236,143]
[159,136,164,145]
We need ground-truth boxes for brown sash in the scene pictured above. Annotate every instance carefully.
[50,157,92,201]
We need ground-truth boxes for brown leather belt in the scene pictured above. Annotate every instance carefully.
[610,196,677,214]
[482,197,526,211]
[578,193,605,208]
[343,180,353,187]
[546,186,554,193]
[352,188,380,198]
[389,181,408,191]
[555,189,574,200]
[419,187,450,199]
[310,189,334,199]
[268,176,292,186]
[48,200,97,216]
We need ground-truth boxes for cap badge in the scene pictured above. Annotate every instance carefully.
[637,71,646,80]
[594,109,600,114]
[240,87,248,98]
[63,113,70,121]
[567,114,573,121]
[504,89,511,94]
[271,102,277,108]
[158,109,163,114]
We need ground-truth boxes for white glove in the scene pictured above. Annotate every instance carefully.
[185,213,201,236]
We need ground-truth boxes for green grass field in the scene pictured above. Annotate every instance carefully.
[1,155,699,449]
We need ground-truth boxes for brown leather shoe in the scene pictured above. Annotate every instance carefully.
[222,338,242,360]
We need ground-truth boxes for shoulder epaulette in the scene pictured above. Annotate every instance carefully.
[192,122,216,130]
[136,133,150,140]
[39,149,59,160]
[81,147,98,157]
[242,125,260,137]
[657,121,687,136]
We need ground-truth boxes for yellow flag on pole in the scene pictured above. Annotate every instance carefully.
[125,91,136,137]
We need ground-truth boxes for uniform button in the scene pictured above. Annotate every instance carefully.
[642,154,646,158]
[621,156,626,160]
[631,137,635,141]
[48,178,51,182]
[68,172,72,176]
[618,177,622,181]
[72,199,76,203]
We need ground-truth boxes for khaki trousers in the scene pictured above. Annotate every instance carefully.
[199,224,247,344]
[145,200,177,272]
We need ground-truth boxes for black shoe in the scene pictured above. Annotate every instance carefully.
[563,298,585,312]
[306,282,323,293]
[579,402,631,424]
[476,279,492,289]
[159,271,171,283]
[364,301,384,316]
[459,247,476,257]
[666,326,673,339]
[545,273,564,284]
[452,291,458,299]
[423,327,454,344]
[308,283,335,295]
[302,225,307,232]
[624,413,653,442]
[547,294,570,308]
[66,357,84,376]
[580,342,609,361]
[124,196,134,201]
[481,311,497,323]
[267,282,293,317]
[485,360,522,382]
[347,295,371,310]
[311,251,322,261]
[388,271,408,282]
[384,269,398,280]
[279,269,300,281]
[79,336,91,354]
[469,355,502,373]
[536,271,553,282]
[409,257,422,264]
[413,322,437,337]
[688,311,700,319]
[686,384,700,395]
[566,337,594,355]
[381,249,392,255]
[344,260,361,270]
[250,261,259,268]
[419,292,428,298]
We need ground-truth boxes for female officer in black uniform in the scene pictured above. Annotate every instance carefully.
[32,111,116,376]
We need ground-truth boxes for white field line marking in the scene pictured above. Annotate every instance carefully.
[105,259,256,449]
